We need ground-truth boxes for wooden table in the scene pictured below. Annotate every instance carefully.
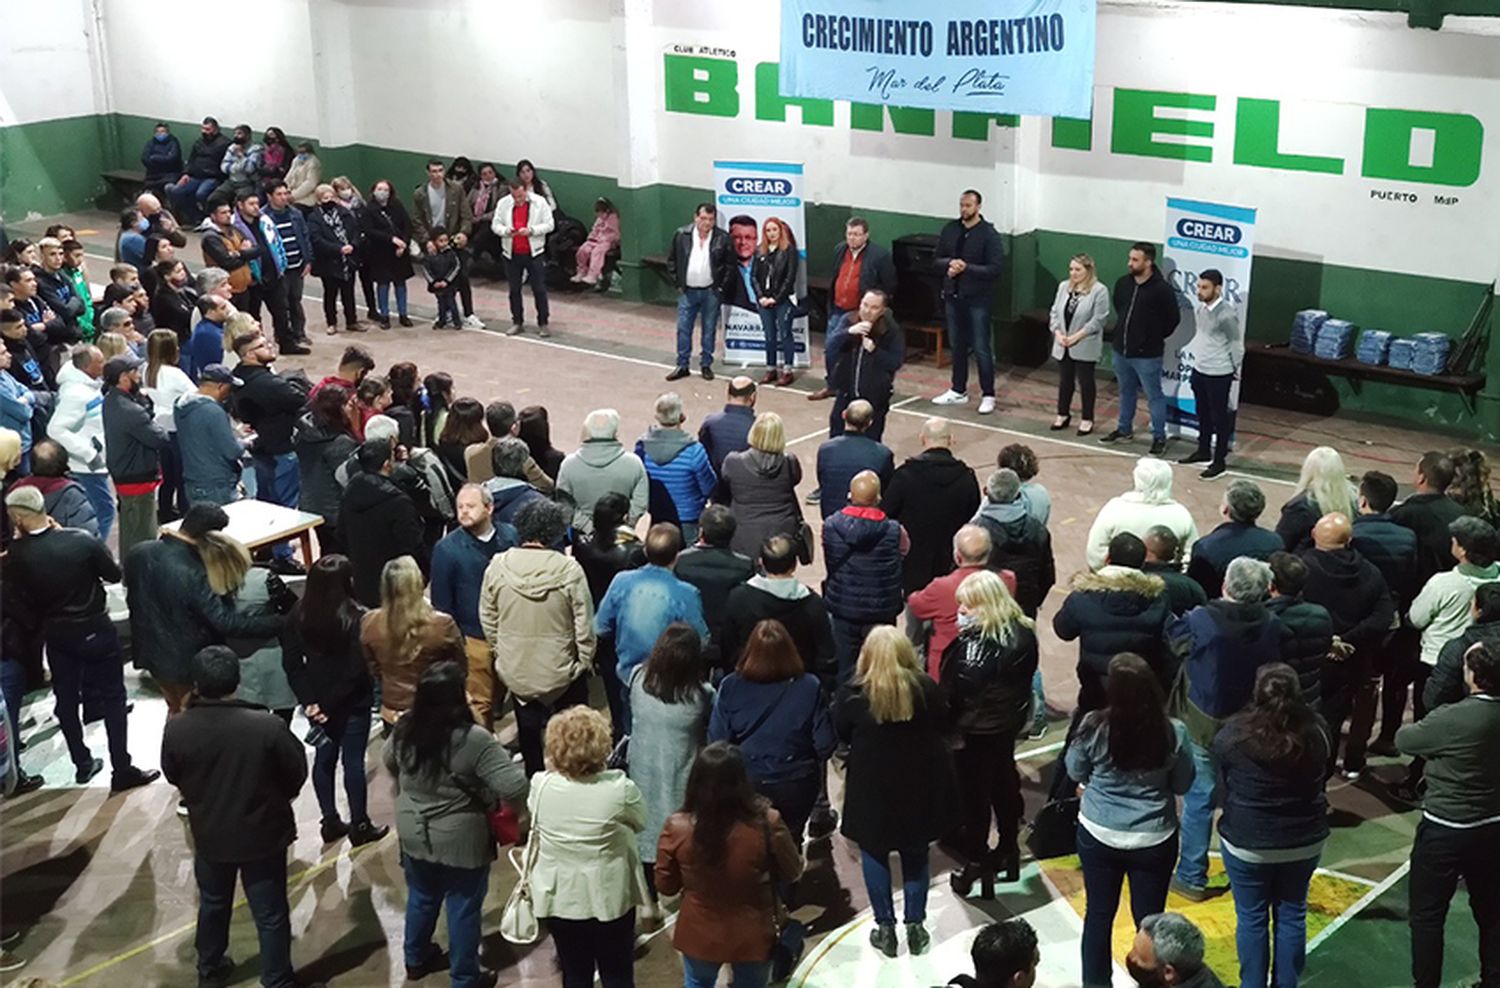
[162,499,324,563]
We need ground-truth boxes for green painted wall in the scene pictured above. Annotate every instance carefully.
[5,111,1495,439]
[0,115,112,221]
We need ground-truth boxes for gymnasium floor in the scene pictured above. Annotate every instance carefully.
[1,212,1491,986]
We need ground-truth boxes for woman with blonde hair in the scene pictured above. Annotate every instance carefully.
[1048,252,1110,435]
[1276,446,1357,552]
[222,310,260,355]
[529,705,647,988]
[837,625,959,959]
[95,332,128,361]
[361,555,464,727]
[753,217,801,386]
[142,328,194,521]
[196,531,300,722]
[714,411,808,560]
[941,570,1039,896]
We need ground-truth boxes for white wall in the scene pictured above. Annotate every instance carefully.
[0,0,102,126]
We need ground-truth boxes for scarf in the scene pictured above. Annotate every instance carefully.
[320,205,355,280]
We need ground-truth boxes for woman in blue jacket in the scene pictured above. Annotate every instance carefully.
[1214,663,1329,988]
[1066,652,1195,988]
[708,618,834,843]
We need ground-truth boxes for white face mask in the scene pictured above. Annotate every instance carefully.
[956,612,978,630]
[373,189,390,204]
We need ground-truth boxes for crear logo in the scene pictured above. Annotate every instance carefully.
[727,176,793,196]
[1175,219,1241,244]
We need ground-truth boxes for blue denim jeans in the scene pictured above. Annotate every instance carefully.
[506,253,549,326]
[1175,736,1219,889]
[252,451,300,560]
[760,302,796,369]
[171,177,221,219]
[861,846,931,925]
[401,854,488,988]
[684,956,772,988]
[76,472,115,543]
[0,659,25,761]
[376,280,409,319]
[186,482,241,508]
[1221,846,1319,988]
[1031,667,1048,732]
[434,289,461,327]
[944,298,995,396]
[1113,352,1167,440]
[675,287,721,368]
[195,853,293,988]
[311,699,372,824]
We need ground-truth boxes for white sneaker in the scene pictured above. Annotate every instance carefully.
[462,314,485,329]
[931,389,969,406]
[977,396,996,415]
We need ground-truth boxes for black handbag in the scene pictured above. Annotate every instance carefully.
[1025,796,1080,860]
[761,815,807,982]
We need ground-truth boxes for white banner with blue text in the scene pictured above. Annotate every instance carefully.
[778,0,1096,118]
[1160,197,1257,440]
[714,160,811,368]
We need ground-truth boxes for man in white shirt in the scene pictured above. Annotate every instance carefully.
[665,203,730,382]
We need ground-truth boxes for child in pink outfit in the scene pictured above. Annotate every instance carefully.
[572,197,621,286]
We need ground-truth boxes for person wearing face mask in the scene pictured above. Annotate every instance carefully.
[361,180,415,329]
[285,143,322,211]
[117,208,152,273]
[209,124,264,212]
[1126,913,1225,987]
[307,184,365,334]
[940,570,1038,898]
[141,122,184,199]
[466,162,504,266]
[170,117,231,222]
[258,127,293,190]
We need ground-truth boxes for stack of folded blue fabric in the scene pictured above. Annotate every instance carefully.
[1355,329,1392,366]
[1291,309,1329,353]
[1388,338,1416,370]
[1314,319,1355,360]
[1411,332,1452,376]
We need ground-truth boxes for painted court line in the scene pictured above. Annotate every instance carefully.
[1306,859,1411,951]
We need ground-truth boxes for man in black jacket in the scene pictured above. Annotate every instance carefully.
[1266,552,1333,712]
[665,203,731,382]
[809,217,898,401]
[1187,479,1283,598]
[674,504,754,670]
[341,438,428,606]
[931,190,1004,415]
[1393,450,1466,586]
[720,534,836,681]
[232,331,309,572]
[971,468,1055,617]
[825,290,903,442]
[1299,512,1394,778]
[883,416,981,595]
[1144,526,1209,618]
[169,116,232,222]
[102,353,169,558]
[1101,242,1181,457]
[161,646,322,988]
[5,487,159,792]
[1353,470,1422,754]
[34,237,86,335]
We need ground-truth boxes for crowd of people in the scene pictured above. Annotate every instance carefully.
[3,122,1500,988]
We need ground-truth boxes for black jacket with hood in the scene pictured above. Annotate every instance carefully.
[293,412,358,525]
[1053,565,1172,710]
[1296,546,1394,652]
[339,469,428,606]
[972,497,1055,616]
[1265,593,1332,711]
[884,448,981,595]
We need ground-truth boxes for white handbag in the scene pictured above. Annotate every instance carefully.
[499,776,547,944]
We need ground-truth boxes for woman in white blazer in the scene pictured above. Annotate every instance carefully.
[1048,253,1111,436]
[530,706,646,988]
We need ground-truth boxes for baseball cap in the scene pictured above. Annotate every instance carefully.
[3,486,44,514]
[102,352,143,386]
[199,364,243,387]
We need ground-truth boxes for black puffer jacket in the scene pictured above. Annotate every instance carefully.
[1053,566,1172,711]
[293,413,358,525]
[339,470,428,606]
[1426,619,1500,713]
[884,448,981,595]
[1265,594,1332,711]
[123,535,285,685]
[940,625,1039,737]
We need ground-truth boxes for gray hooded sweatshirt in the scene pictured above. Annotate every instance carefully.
[557,438,648,537]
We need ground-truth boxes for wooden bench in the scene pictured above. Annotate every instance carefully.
[1244,341,1486,412]
[905,324,949,367]
[99,168,148,206]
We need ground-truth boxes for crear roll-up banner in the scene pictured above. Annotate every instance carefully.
[777,0,1096,118]
[1161,197,1257,440]
[714,160,811,368]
